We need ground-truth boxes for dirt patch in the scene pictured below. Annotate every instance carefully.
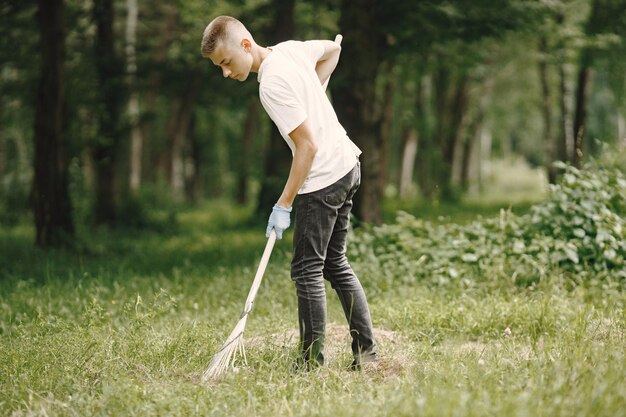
[247,322,411,379]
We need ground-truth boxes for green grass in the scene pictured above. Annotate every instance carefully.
[383,157,548,224]
[1,200,624,417]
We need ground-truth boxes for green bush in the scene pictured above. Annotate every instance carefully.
[350,163,626,287]
[527,161,626,275]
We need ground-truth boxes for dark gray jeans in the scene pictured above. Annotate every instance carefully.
[291,161,376,365]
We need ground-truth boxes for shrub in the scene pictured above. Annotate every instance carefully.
[526,162,626,275]
[350,163,626,287]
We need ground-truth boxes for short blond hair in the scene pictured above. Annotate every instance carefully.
[201,16,250,58]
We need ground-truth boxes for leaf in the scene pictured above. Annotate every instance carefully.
[564,244,579,264]
[513,240,526,254]
[603,249,617,261]
[581,200,596,212]
[596,229,612,244]
[461,253,479,263]
[564,173,576,185]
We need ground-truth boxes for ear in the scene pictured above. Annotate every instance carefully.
[241,38,252,53]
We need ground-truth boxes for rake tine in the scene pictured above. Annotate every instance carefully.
[241,339,248,365]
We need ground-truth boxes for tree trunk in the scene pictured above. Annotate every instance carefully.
[559,63,575,162]
[539,36,557,184]
[461,77,492,191]
[92,0,125,225]
[460,119,480,191]
[572,0,605,168]
[32,0,74,246]
[128,94,142,191]
[185,114,203,202]
[126,0,142,193]
[142,4,177,184]
[237,98,260,205]
[166,74,201,201]
[399,127,418,198]
[416,133,437,199]
[479,128,492,192]
[435,66,469,200]
[0,97,5,179]
[14,131,29,175]
[414,72,437,199]
[334,0,386,224]
[573,59,592,168]
[255,0,295,219]
[618,110,626,147]
[467,124,485,196]
[379,63,396,199]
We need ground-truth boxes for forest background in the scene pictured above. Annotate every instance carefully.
[2,0,626,244]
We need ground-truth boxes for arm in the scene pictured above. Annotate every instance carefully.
[276,118,318,209]
[316,35,343,90]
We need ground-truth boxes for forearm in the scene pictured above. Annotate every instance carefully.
[276,142,317,208]
[315,46,341,87]
[316,57,339,86]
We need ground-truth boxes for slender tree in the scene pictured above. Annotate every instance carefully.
[126,0,142,193]
[142,3,177,184]
[237,98,260,205]
[165,73,202,201]
[539,36,557,184]
[32,0,74,246]
[573,50,592,168]
[571,0,626,166]
[92,0,125,225]
[0,97,5,180]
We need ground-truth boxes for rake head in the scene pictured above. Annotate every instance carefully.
[202,315,248,381]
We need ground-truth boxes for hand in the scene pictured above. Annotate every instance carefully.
[266,203,292,239]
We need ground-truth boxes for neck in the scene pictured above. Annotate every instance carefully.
[251,45,272,73]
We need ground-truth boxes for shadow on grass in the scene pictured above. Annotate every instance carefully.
[1,197,540,288]
[0,201,290,288]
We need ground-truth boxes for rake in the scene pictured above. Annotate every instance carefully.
[202,229,277,381]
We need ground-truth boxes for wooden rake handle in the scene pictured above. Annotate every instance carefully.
[242,229,277,316]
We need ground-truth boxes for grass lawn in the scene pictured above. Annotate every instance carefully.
[1,199,624,416]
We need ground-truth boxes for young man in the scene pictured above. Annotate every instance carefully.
[201,16,377,370]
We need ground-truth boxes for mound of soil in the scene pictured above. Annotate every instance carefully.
[248,322,411,379]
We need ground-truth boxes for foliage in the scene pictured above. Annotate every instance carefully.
[350,163,626,288]
[527,161,626,273]
[1,0,626,237]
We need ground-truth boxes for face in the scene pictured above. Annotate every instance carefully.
[209,38,253,82]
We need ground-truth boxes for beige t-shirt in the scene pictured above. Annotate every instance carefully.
[257,40,361,194]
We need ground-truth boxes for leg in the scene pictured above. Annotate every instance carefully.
[323,164,376,361]
[291,189,338,366]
